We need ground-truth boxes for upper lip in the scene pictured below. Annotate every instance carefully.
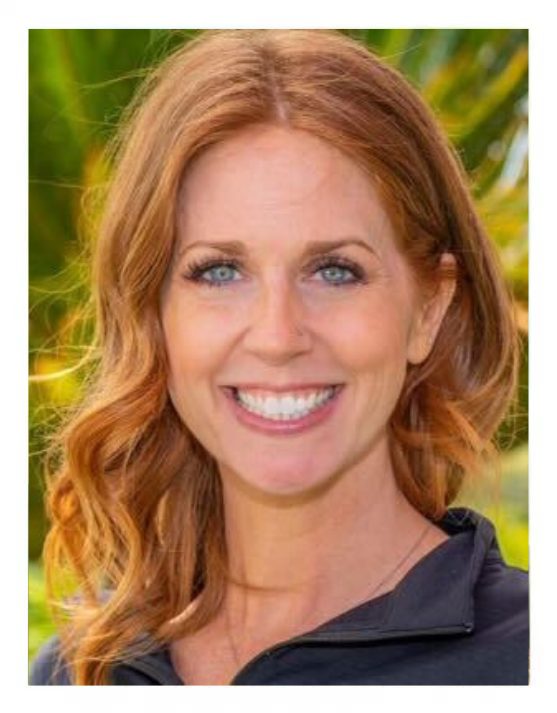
[223,383,342,393]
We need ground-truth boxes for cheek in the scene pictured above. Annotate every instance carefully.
[331,302,411,372]
[161,297,236,393]
[337,307,411,434]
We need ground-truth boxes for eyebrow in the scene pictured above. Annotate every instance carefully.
[177,239,377,260]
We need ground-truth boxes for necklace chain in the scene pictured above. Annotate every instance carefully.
[224,520,433,670]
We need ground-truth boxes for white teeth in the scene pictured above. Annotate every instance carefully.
[235,387,336,420]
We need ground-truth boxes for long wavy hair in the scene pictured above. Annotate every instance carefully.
[41,29,519,684]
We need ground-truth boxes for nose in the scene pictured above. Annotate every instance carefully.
[242,274,312,363]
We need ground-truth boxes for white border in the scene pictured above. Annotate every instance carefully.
[6,1,552,710]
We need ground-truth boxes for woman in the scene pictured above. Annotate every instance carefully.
[30,29,528,685]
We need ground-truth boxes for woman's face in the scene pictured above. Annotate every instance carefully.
[161,125,449,498]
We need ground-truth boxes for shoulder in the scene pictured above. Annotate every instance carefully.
[474,553,529,657]
[29,635,72,685]
[477,553,528,620]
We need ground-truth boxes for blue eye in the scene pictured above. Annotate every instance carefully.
[182,257,367,288]
[203,263,241,284]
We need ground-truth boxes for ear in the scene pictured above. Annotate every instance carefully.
[407,253,457,365]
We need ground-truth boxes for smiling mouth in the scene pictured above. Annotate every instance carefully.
[223,384,343,400]
[220,384,346,436]
[223,384,344,421]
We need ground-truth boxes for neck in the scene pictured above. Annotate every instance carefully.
[218,443,446,646]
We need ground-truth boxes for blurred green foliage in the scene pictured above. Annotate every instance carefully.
[29,29,528,658]
[29,561,57,664]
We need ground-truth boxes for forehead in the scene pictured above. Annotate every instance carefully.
[176,125,398,258]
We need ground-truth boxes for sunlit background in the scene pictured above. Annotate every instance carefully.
[28,29,528,663]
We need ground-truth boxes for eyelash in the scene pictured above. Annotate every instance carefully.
[181,256,368,289]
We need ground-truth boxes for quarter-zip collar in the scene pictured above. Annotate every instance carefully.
[119,507,499,684]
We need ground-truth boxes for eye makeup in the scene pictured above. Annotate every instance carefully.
[180,254,370,289]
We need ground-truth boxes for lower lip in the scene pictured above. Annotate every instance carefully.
[221,386,344,436]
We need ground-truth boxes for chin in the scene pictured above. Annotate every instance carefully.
[226,462,341,502]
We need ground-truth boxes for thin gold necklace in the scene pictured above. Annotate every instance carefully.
[224,520,432,671]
